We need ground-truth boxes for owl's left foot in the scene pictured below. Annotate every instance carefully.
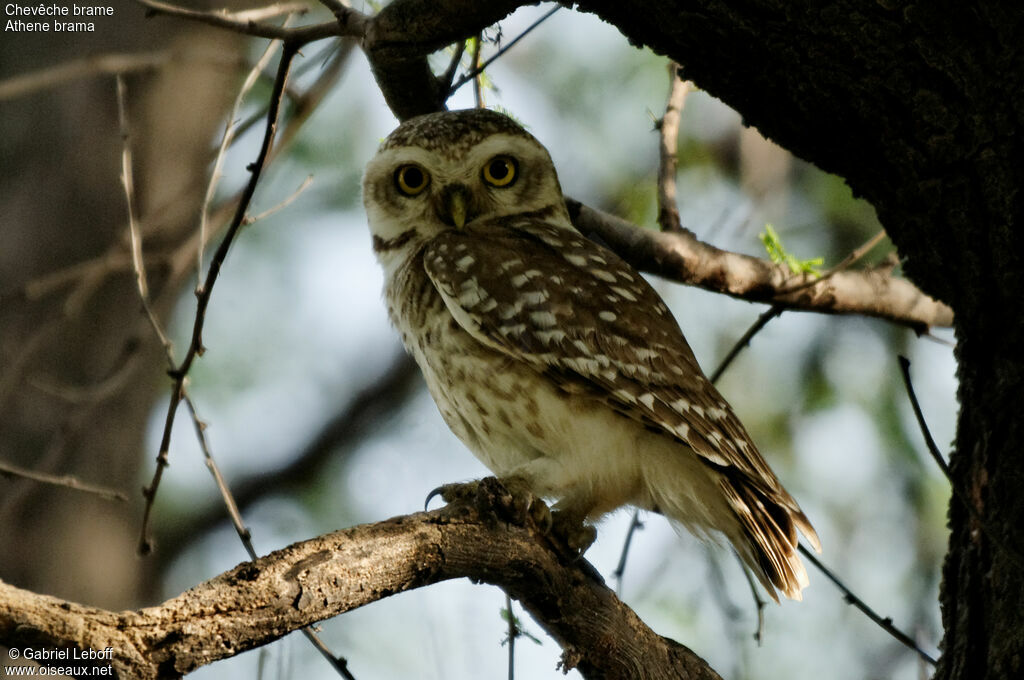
[425,477,552,532]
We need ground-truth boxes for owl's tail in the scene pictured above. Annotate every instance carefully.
[718,474,822,602]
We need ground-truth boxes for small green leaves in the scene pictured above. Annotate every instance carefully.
[760,224,824,276]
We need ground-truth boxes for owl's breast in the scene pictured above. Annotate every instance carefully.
[384,254,560,474]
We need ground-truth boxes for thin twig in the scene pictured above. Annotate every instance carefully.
[656,62,691,233]
[449,6,561,95]
[737,556,767,645]
[440,40,467,94]
[0,51,170,101]
[199,32,288,291]
[611,510,645,595]
[134,0,349,43]
[898,357,1024,569]
[471,34,485,108]
[138,43,300,555]
[505,593,516,680]
[245,175,315,224]
[798,544,937,665]
[0,460,128,502]
[896,356,951,480]
[708,305,785,384]
[777,229,888,295]
[121,63,355,679]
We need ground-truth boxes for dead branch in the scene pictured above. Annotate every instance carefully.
[0,495,720,680]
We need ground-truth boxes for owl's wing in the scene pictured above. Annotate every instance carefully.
[423,216,820,555]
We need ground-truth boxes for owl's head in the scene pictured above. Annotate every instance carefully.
[363,109,570,266]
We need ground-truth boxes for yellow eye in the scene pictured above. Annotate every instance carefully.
[394,164,430,196]
[482,156,518,187]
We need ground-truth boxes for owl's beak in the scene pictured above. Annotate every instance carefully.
[437,184,472,229]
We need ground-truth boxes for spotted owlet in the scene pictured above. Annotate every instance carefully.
[363,108,820,601]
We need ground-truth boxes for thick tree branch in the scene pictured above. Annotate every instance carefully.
[566,198,954,331]
[1,491,719,680]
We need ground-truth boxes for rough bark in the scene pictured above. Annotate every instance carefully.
[0,493,721,680]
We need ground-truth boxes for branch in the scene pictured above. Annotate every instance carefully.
[565,198,954,331]
[1,496,721,680]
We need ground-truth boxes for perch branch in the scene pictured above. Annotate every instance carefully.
[0,497,721,680]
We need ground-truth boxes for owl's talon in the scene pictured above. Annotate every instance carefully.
[551,511,597,555]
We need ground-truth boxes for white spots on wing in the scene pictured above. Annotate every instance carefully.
[674,422,690,439]
[670,398,691,413]
[499,323,527,336]
[589,254,607,265]
[638,392,656,409]
[477,297,499,312]
[706,407,727,421]
[617,270,635,282]
[535,329,567,344]
[520,290,549,305]
[611,286,638,302]
[565,254,588,267]
[691,405,705,418]
[614,388,636,404]
[499,258,524,272]
[601,369,618,382]
[437,243,449,254]
[591,269,617,283]
[510,269,543,287]
[598,310,617,322]
[605,295,620,304]
[498,302,524,320]
[530,311,558,327]
[455,254,475,272]
[573,339,590,354]
[610,334,630,346]
[634,348,660,362]
[457,278,487,307]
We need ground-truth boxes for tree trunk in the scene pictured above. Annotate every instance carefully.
[571,1,1024,677]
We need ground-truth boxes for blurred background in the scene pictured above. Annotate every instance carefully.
[0,3,954,679]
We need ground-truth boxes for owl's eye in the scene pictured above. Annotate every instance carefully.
[394,164,430,196]
[482,156,518,187]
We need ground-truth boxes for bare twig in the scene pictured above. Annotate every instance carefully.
[0,460,128,502]
[798,544,937,665]
[199,32,288,290]
[0,51,169,101]
[898,357,1024,569]
[777,229,888,295]
[708,305,785,383]
[505,592,516,680]
[655,62,691,234]
[134,0,351,43]
[245,175,315,225]
[896,356,951,480]
[449,6,561,95]
[611,510,645,595]
[471,34,485,108]
[138,43,300,555]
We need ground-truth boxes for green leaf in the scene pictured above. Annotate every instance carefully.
[759,224,825,275]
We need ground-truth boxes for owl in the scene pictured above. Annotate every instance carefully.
[362,108,820,601]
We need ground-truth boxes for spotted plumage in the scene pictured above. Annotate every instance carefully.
[363,108,820,601]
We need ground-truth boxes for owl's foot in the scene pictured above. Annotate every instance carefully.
[550,511,597,555]
[425,477,551,532]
